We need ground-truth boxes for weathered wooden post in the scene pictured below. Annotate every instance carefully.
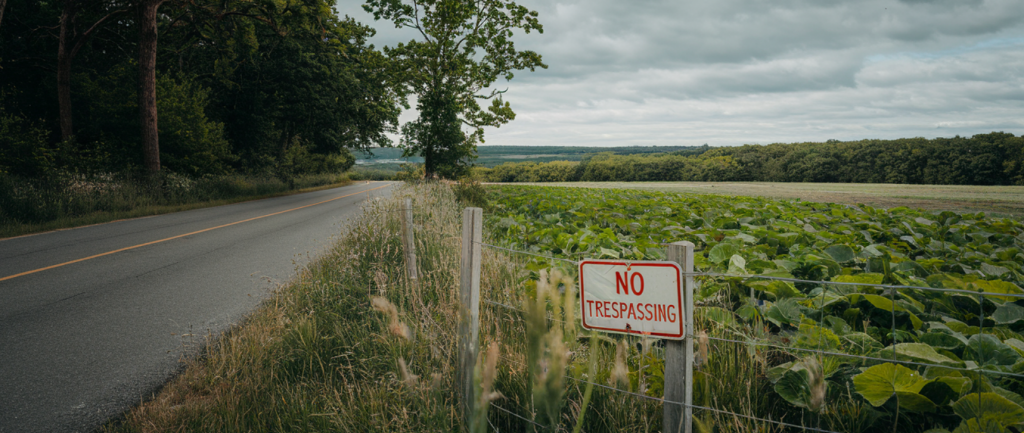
[400,198,419,285]
[458,207,483,429]
[664,241,695,433]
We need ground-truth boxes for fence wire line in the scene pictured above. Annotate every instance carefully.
[473,241,1021,429]
[562,376,842,433]
[702,272,1024,300]
[482,299,569,325]
[703,335,1024,380]
[476,242,580,265]
[476,242,1024,300]
[488,402,547,429]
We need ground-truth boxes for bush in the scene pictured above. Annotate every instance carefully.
[78,62,236,175]
[0,95,53,177]
[453,176,489,209]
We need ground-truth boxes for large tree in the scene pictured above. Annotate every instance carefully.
[56,0,128,142]
[167,0,402,173]
[364,0,546,178]
[137,0,165,173]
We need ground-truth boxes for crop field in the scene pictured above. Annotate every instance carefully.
[505,182,1024,219]
[485,184,1024,432]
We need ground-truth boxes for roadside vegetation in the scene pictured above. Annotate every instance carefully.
[106,183,783,432]
[0,172,355,239]
[112,180,1024,433]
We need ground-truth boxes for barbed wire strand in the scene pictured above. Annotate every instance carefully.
[477,242,580,265]
[562,376,842,433]
[483,299,569,325]
[472,242,1024,427]
[489,402,547,429]
[703,335,1024,380]
[475,243,1024,300]
[701,272,1024,300]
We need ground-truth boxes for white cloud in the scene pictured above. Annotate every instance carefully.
[336,0,1024,147]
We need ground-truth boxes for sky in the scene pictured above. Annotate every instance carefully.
[335,0,1024,147]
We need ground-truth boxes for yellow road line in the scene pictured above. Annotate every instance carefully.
[0,184,391,282]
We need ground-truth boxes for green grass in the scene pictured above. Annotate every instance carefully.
[106,182,806,433]
[0,172,356,239]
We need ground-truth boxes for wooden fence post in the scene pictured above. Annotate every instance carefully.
[400,198,419,284]
[665,241,695,433]
[458,207,483,429]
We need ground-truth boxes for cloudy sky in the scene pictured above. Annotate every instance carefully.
[336,0,1024,147]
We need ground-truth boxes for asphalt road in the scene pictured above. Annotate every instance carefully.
[0,181,395,433]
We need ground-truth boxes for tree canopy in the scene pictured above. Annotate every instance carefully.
[0,0,402,178]
[364,0,546,178]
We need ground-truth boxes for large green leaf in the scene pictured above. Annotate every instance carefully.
[843,332,883,355]
[877,343,962,367]
[727,254,747,275]
[708,243,739,264]
[921,380,963,406]
[966,334,1022,367]
[951,393,1024,428]
[834,273,884,288]
[920,332,968,353]
[992,303,1024,326]
[951,418,1008,433]
[1004,338,1024,357]
[765,298,802,328]
[853,363,936,412]
[848,293,924,330]
[824,245,856,263]
[749,280,802,300]
[772,358,826,411]
[971,280,1024,303]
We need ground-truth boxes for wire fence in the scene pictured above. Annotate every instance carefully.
[471,239,1019,433]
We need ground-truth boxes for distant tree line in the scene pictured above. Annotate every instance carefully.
[0,0,403,180]
[476,133,1024,185]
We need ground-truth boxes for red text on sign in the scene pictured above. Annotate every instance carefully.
[585,300,677,323]
[615,271,645,295]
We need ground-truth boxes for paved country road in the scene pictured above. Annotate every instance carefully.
[0,181,395,433]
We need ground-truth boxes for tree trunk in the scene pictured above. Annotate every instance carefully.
[57,2,75,142]
[138,0,164,173]
[0,0,8,30]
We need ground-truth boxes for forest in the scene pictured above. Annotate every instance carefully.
[0,0,401,180]
[477,133,1024,185]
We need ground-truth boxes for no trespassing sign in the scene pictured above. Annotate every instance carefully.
[578,260,684,339]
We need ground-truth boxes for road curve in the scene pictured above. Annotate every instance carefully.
[0,181,396,433]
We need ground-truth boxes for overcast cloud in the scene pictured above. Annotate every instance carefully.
[336,0,1024,147]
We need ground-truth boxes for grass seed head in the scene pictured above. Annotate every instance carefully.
[398,358,419,387]
[371,296,398,318]
[697,330,709,367]
[804,357,826,412]
[611,340,629,389]
[480,342,503,403]
[389,321,412,340]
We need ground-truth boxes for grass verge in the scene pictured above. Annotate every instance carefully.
[0,173,357,239]
[106,183,828,433]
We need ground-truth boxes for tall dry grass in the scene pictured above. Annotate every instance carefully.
[106,182,826,433]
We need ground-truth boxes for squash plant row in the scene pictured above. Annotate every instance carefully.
[485,185,1024,433]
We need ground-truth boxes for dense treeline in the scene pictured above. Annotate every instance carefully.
[477,133,1024,185]
[0,0,401,179]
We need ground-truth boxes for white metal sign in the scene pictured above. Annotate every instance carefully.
[578,260,684,339]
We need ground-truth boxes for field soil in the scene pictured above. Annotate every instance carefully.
[507,181,1024,218]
